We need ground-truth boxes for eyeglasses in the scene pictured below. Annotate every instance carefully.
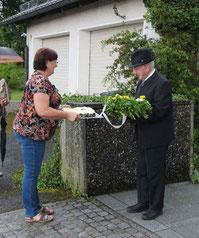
[52,60,58,64]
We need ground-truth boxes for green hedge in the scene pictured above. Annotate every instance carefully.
[0,63,25,90]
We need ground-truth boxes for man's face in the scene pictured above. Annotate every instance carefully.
[133,64,149,80]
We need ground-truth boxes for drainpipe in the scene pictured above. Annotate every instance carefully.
[9,23,29,82]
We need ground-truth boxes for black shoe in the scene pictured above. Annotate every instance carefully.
[126,203,149,213]
[142,209,163,220]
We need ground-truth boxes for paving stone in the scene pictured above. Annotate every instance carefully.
[126,227,140,234]
[92,232,102,237]
[108,234,121,238]
[78,231,89,238]
[74,211,83,217]
[49,234,63,238]
[79,215,88,221]
[121,233,132,238]
[90,222,101,228]
[118,222,131,229]
[96,226,107,232]
[103,229,114,236]
[97,211,109,217]
[0,198,165,238]
[82,209,93,214]
[87,212,98,218]
[85,227,97,235]
[88,205,98,209]
[84,218,94,224]
[1,233,15,238]
[100,220,110,226]
[0,228,9,233]
[93,216,105,222]
[133,232,147,238]
[107,214,116,219]
[111,219,121,225]
[107,223,118,230]
[59,227,69,233]
[74,227,84,233]
[67,223,77,229]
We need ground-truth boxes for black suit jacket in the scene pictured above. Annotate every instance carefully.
[135,70,174,148]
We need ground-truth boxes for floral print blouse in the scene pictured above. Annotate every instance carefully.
[13,71,61,141]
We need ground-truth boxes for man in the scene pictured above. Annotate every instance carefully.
[127,48,174,220]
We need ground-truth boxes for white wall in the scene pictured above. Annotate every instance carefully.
[26,0,157,95]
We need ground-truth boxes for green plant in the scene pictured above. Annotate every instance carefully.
[10,90,23,101]
[0,0,26,55]
[190,128,199,183]
[190,167,199,184]
[62,93,187,104]
[105,94,152,120]
[63,181,91,200]
[0,63,25,90]
[101,30,153,93]
[37,131,63,190]
[113,4,126,20]
[12,168,24,189]
[172,94,188,101]
[62,93,106,104]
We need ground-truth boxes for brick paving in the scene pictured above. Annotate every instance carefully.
[0,199,160,238]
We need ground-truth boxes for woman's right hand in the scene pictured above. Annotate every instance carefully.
[67,111,81,122]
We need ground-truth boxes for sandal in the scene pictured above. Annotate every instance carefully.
[40,206,54,215]
[25,214,53,223]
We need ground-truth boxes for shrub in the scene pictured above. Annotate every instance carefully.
[0,63,25,90]
[105,95,152,120]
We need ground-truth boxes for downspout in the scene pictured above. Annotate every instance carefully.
[9,23,29,82]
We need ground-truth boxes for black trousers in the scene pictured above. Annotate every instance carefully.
[137,145,168,211]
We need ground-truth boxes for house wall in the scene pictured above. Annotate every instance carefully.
[26,0,158,95]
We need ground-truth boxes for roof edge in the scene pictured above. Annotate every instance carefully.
[0,0,81,26]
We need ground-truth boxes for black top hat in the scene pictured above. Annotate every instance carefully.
[128,48,156,68]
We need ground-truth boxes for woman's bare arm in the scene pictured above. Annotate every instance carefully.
[34,93,80,122]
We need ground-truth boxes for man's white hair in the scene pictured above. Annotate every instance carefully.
[148,61,155,70]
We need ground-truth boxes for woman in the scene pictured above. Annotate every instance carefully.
[13,48,80,223]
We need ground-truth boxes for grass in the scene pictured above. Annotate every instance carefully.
[10,90,23,101]
[6,113,16,135]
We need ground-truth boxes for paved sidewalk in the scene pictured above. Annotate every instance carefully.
[0,181,199,238]
[0,198,159,238]
[96,181,199,238]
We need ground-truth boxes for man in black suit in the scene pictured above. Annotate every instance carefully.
[127,48,174,220]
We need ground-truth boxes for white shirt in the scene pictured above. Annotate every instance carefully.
[144,69,155,83]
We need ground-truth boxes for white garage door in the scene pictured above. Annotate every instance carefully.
[42,35,69,95]
[89,23,143,95]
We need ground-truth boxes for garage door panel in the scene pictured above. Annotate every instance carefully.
[89,23,143,94]
[42,35,69,95]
